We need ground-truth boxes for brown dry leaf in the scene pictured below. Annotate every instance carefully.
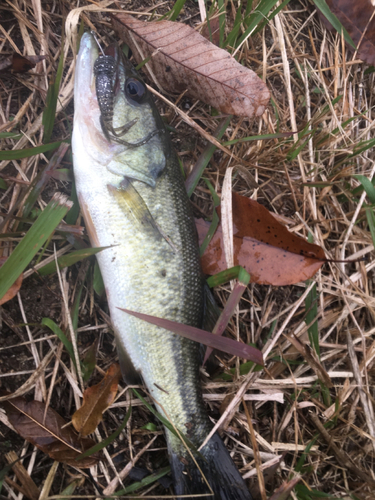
[197,192,325,286]
[1,396,99,468]
[318,0,375,65]
[112,14,270,118]
[0,257,23,305]
[0,53,45,73]
[201,14,221,47]
[72,363,121,436]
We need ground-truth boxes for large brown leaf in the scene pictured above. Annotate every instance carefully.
[1,396,99,468]
[112,14,270,118]
[318,0,375,65]
[72,363,121,437]
[197,193,325,286]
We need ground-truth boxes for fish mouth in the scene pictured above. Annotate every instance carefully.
[74,33,99,111]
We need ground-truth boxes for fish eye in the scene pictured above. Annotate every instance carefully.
[125,78,146,103]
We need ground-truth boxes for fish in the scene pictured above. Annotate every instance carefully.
[72,32,253,500]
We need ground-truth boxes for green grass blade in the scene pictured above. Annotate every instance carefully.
[0,458,21,492]
[366,208,375,248]
[168,0,187,21]
[233,0,280,49]
[37,246,109,276]
[199,178,221,256]
[350,137,375,158]
[224,2,244,48]
[59,478,81,500]
[217,0,225,48]
[206,265,250,288]
[185,116,232,197]
[65,177,80,225]
[252,0,290,37]
[312,0,356,49]
[0,132,22,139]
[0,141,64,160]
[41,318,76,369]
[305,280,319,357]
[0,193,72,302]
[304,234,320,358]
[352,175,375,204]
[0,178,8,189]
[43,38,65,143]
[93,260,105,296]
[76,407,132,460]
[222,131,293,146]
[82,340,98,382]
[112,466,171,496]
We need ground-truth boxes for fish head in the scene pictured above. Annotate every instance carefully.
[73,32,167,188]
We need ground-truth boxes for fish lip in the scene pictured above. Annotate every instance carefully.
[74,33,99,110]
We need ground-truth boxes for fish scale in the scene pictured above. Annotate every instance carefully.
[73,32,252,500]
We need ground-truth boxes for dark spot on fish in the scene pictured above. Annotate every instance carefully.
[161,269,167,277]
[154,382,169,394]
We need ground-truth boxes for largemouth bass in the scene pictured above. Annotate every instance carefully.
[72,32,252,500]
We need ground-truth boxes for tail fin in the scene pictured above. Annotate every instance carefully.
[169,433,253,500]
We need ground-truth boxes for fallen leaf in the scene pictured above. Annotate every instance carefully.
[0,257,23,305]
[197,192,325,286]
[112,14,270,118]
[0,53,45,73]
[1,395,99,468]
[201,14,221,46]
[317,0,375,65]
[72,364,122,436]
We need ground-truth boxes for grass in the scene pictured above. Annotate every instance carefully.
[1,0,375,499]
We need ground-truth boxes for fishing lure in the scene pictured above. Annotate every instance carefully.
[92,32,161,148]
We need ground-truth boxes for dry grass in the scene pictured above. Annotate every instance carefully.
[1,0,375,499]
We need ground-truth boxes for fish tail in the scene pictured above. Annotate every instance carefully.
[169,432,253,500]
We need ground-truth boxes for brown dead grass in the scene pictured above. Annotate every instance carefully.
[1,0,375,499]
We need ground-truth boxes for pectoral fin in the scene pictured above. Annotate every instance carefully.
[108,178,162,239]
[108,179,179,253]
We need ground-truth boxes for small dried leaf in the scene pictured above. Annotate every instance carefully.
[318,0,375,65]
[197,193,325,286]
[72,364,121,436]
[1,396,99,468]
[0,53,46,73]
[112,14,270,118]
[268,476,302,500]
[0,257,23,305]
